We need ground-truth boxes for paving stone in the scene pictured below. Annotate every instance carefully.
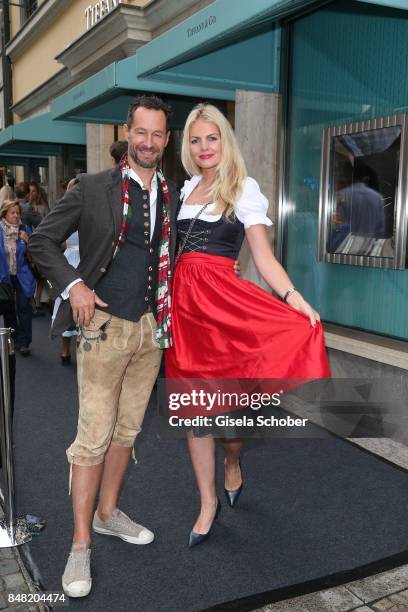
[4,586,30,600]
[2,575,26,592]
[372,598,408,612]
[254,586,364,611]
[353,607,375,612]
[390,591,408,605]
[346,566,408,603]
[0,561,19,577]
[0,594,7,610]
[372,598,398,610]
[5,606,42,612]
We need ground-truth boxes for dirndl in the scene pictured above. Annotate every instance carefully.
[165,252,330,380]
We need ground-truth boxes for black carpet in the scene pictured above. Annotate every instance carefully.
[11,316,408,612]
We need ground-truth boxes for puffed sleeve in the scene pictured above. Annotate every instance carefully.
[180,175,201,201]
[235,177,273,228]
[180,179,188,200]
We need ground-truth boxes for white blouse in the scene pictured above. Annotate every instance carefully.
[178,175,273,229]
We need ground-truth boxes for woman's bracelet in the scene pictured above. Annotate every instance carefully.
[282,287,297,303]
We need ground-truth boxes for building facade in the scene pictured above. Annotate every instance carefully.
[0,0,407,370]
[2,0,214,202]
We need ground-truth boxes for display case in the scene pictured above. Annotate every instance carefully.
[318,114,408,269]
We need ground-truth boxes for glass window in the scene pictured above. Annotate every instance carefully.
[21,0,38,24]
[328,126,400,258]
[318,116,408,269]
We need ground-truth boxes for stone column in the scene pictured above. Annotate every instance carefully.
[86,123,115,173]
[234,90,281,289]
[15,166,25,183]
[48,155,64,207]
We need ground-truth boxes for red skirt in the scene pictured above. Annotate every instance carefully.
[165,253,331,380]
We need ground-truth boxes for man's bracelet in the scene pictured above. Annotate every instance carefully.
[283,287,297,303]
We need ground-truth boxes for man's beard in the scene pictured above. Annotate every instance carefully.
[128,143,163,169]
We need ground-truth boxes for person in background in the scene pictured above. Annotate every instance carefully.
[109,140,128,166]
[6,174,15,192]
[51,178,80,365]
[27,182,49,315]
[28,181,49,221]
[18,182,41,229]
[0,199,35,356]
[0,181,15,208]
[0,199,46,532]
[0,173,15,201]
[16,181,29,203]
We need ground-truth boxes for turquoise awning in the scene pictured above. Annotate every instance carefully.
[137,0,291,79]
[144,26,280,94]
[51,55,234,124]
[137,0,408,87]
[0,113,86,157]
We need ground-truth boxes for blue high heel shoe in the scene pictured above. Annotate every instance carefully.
[224,458,243,507]
[188,499,221,548]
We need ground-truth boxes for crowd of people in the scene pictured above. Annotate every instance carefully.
[0,178,49,356]
[0,140,128,358]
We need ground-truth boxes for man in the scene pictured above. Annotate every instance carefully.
[17,181,43,230]
[29,96,178,598]
[109,140,128,166]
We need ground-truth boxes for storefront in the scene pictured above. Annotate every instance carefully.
[0,112,86,202]
[3,0,407,363]
[133,0,408,367]
[3,0,216,193]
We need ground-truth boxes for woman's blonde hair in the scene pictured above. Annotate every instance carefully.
[181,104,247,217]
[0,199,21,219]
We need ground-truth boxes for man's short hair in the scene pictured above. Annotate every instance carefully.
[127,95,172,130]
[15,181,29,199]
[109,140,128,164]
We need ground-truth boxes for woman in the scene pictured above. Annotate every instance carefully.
[27,181,49,222]
[165,104,330,547]
[51,179,80,364]
[27,181,49,315]
[0,199,36,356]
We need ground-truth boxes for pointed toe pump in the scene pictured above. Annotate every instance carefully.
[188,499,221,548]
[224,459,243,507]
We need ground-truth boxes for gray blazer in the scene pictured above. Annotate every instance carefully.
[28,165,179,336]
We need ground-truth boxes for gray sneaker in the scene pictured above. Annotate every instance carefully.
[93,509,154,545]
[62,547,91,598]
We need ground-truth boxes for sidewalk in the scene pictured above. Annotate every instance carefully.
[256,565,408,611]
[0,508,45,611]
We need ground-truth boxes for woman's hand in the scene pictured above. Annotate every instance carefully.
[19,231,29,243]
[233,260,240,276]
[286,291,320,327]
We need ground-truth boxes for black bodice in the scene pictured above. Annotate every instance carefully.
[177,215,245,260]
